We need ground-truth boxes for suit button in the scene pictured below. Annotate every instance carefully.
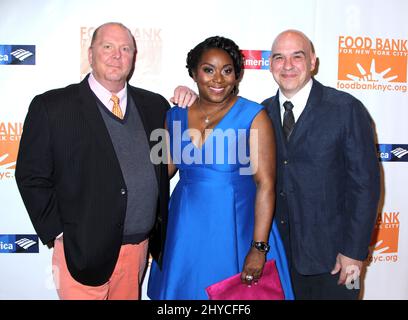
[120,188,126,195]
[283,160,289,165]
[280,220,286,224]
[280,191,286,197]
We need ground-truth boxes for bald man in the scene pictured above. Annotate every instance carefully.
[261,30,380,299]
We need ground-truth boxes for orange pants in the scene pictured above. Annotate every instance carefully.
[52,237,148,300]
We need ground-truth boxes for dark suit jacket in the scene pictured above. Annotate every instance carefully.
[262,79,380,275]
[15,75,170,286]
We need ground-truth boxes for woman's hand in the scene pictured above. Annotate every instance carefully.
[241,247,266,285]
[170,86,197,107]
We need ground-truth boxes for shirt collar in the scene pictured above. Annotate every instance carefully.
[279,78,313,110]
[88,73,127,109]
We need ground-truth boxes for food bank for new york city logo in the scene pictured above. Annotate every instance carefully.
[370,211,400,255]
[338,36,407,83]
[0,122,22,180]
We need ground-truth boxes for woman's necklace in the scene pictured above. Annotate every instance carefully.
[197,99,231,127]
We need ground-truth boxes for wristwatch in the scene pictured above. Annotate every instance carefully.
[251,240,270,253]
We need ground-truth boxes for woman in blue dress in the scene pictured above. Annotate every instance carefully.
[148,36,293,300]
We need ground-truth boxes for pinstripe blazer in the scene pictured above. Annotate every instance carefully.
[15,75,170,286]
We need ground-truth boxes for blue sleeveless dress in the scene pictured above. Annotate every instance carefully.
[148,97,294,300]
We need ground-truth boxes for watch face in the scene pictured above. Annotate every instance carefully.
[259,243,268,251]
[252,241,270,252]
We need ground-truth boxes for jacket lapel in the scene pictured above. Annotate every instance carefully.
[128,87,161,181]
[286,79,324,146]
[268,93,288,155]
[127,87,153,147]
[78,76,120,164]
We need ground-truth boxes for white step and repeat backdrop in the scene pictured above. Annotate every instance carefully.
[0,0,407,299]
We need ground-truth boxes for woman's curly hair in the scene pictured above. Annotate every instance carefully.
[186,36,244,80]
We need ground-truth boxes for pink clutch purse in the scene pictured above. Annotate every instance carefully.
[205,259,285,300]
